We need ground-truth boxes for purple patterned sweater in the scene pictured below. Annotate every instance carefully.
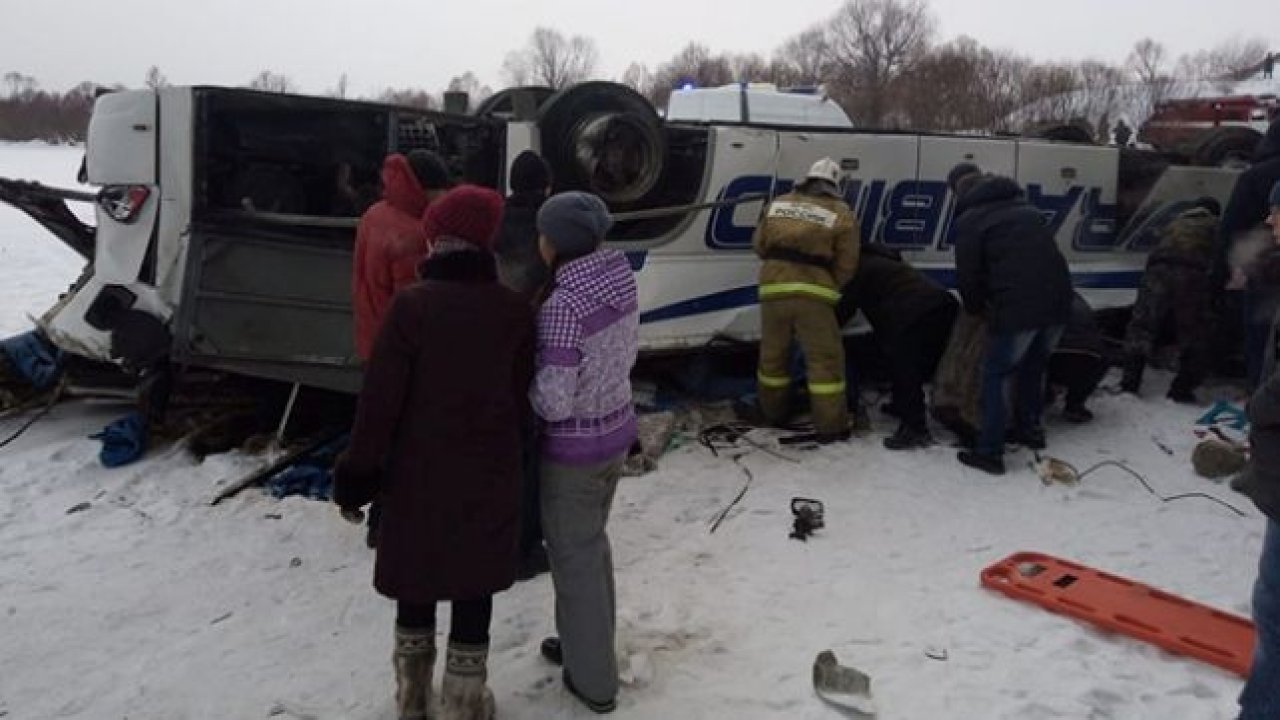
[532,249,639,465]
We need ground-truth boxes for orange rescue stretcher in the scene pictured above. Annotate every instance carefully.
[982,551,1255,677]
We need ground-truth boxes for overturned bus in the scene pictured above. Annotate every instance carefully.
[0,82,1241,394]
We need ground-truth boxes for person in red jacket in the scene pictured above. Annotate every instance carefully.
[352,150,451,361]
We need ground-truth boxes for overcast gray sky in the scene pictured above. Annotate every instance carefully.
[2,0,1276,96]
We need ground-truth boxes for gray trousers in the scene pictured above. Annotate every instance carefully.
[541,455,624,703]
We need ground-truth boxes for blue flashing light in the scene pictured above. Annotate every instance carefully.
[680,82,696,91]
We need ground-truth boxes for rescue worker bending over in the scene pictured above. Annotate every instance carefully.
[1121,197,1221,402]
[754,158,859,442]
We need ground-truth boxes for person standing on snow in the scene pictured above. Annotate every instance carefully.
[1120,197,1221,403]
[352,150,451,362]
[531,192,639,714]
[1231,181,1280,720]
[351,150,452,549]
[834,243,958,450]
[497,151,555,301]
[334,186,534,720]
[1214,119,1280,389]
[948,164,1073,476]
[753,158,860,442]
[495,150,555,581]
[1045,293,1109,423]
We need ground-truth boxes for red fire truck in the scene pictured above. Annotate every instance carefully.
[1139,93,1278,166]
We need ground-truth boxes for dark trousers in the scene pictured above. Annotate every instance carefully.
[885,303,959,430]
[519,419,544,557]
[978,325,1064,457]
[1246,289,1272,390]
[396,596,493,644]
[1047,351,1108,409]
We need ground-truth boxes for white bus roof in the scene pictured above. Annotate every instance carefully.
[666,83,854,128]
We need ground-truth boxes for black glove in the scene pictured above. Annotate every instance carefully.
[331,451,378,517]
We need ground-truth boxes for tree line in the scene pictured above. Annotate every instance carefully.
[2,0,1273,144]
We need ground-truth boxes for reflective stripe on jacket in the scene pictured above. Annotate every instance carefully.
[753,190,859,304]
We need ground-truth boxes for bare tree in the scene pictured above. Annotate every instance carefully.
[1177,37,1271,90]
[446,72,493,105]
[646,43,735,107]
[326,73,350,99]
[826,0,936,126]
[3,72,37,98]
[379,88,437,110]
[728,53,770,82]
[144,66,169,90]
[502,27,599,89]
[247,70,297,94]
[1125,39,1177,124]
[620,62,653,96]
[895,37,1031,132]
[775,26,833,87]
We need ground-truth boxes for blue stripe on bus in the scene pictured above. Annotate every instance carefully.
[638,269,1143,325]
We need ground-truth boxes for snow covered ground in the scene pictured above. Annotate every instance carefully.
[0,142,1266,719]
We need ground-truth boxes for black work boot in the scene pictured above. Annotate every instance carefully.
[958,450,1006,476]
[1120,357,1145,395]
[1006,426,1047,450]
[883,423,933,450]
[816,429,853,445]
[1167,384,1198,404]
[1167,372,1201,405]
[1062,404,1094,423]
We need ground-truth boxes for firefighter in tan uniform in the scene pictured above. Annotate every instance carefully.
[754,158,860,441]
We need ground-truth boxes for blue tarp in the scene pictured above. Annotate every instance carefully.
[0,330,63,391]
[91,411,148,468]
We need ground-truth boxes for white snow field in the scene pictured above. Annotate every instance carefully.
[0,142,1265,719]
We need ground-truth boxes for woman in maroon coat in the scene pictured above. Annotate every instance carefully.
[334,185,534,720]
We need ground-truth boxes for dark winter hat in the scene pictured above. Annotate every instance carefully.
[1193,196,1222,216]
[537,191,612,260]
[1270,179,1280,209]
[421,185,504,251]
[509,151,551,195]
[946,163,982,192]
[406,150,451,191]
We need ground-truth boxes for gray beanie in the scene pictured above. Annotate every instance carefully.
[537,191,612,260]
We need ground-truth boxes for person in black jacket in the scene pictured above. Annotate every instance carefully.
[496,151,553,302]
[948,167,1073,475]
[495,150,554,582]
[1232,290,1280,718]
[835,244,958,449]
[1214,119,1280,388]
[1045,293,1109,423]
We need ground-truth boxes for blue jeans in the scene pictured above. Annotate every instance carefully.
[977,325,1064,457]
[1241,520,1280,719]
[1244,289,1270,390]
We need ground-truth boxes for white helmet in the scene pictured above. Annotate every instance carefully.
[805,157,843,186]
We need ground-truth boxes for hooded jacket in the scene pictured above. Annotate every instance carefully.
[532,249,639,465]
[953,176,1073,333]
[352,154,432,360]
[496,191,550,300]
[1148,206,1218,270]
[753,189,860,304]
[1214,120,1280,289]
